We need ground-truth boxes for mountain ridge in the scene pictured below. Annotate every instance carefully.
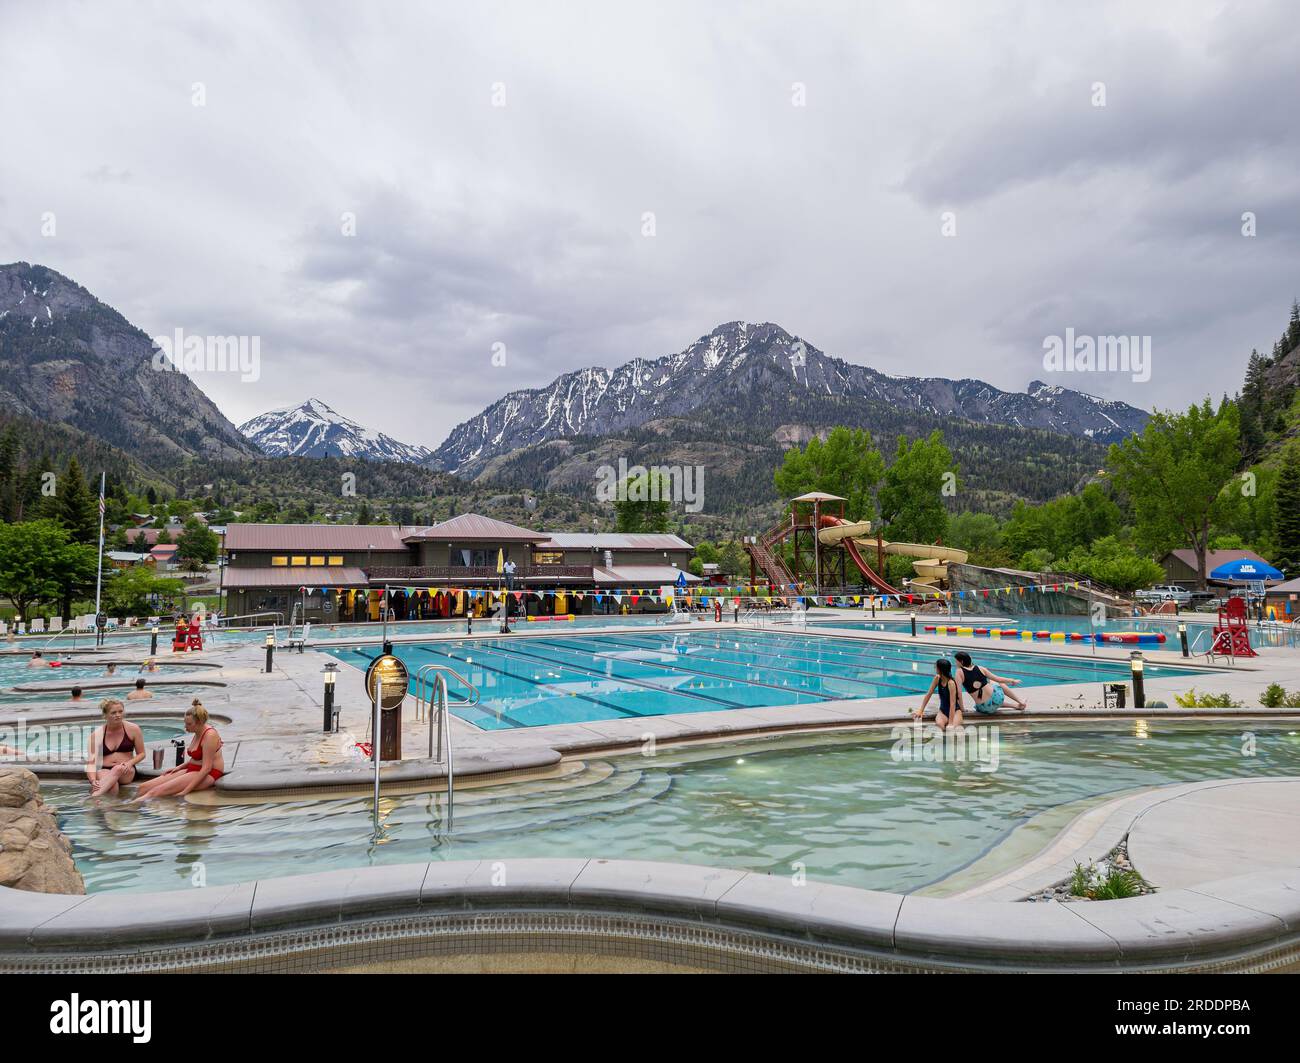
[239,398,432,463]
[428,321,1150,475]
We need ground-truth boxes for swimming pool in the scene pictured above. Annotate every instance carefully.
[323,629,1204,729]
[46,721,1300,894]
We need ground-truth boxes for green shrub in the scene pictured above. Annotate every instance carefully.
[1069,861,1146,900]
[1260,683,1300,708]
[1174,689,1244,708]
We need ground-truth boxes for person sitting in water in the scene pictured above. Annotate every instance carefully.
[86,698,145,797]
[953,651,1028,712]
[134,700,224,800]
[104,663,118,677]
[126,677,152,701]
[140,659,159,673]
[912,658,964,730]
[26,650,45,668]
[69,685,85,702]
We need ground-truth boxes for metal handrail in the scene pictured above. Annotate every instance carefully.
[412,663,480,830]
[42,623,84,650]
[212,611,283,629]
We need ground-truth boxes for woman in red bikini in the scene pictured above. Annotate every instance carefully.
[86,698,146,797]
[135,699,225,800]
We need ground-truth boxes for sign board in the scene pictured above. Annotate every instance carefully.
[364,654,409,710]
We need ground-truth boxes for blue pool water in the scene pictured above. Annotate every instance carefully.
[323,629,1203,729]
[44,722,1300,893]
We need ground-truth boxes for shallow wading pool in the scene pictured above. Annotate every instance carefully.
[45,721,1300,894]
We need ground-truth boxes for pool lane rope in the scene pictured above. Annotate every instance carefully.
[922,625,1166,644]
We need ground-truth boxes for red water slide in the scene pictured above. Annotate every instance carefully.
[819,515,902,596]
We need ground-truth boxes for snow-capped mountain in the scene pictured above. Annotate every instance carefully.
[239,399,432,464]
[429,321,1149,474]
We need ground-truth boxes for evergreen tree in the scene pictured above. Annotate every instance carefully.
[56,457,100,544]
[1273,443,1300,578]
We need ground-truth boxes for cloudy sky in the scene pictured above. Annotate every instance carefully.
[2,0,1297,451]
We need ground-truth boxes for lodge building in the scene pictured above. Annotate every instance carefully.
[220,514,698,622]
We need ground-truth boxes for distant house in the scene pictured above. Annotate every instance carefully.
[150,544,180,570]
[128,513,155,527]
[106,551,151,568]
[124,527,170,549]
[1160,548,1273,588]
[1265,577,1300,620]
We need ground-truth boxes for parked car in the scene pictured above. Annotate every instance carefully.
[1135,585,1192,604]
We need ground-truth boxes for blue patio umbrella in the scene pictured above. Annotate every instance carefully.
[1208,558,1284,581]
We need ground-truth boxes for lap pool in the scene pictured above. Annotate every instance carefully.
[45,722,1300,894]
[323,629,1204,729]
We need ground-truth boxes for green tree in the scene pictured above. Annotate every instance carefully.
[773,426,885,522]
[1055,536,1165,593]
[1273,442,1300,577]
[175,518,220,571]
[613,471,672,533]
[102,565,185,618]
[54,457,100,544]
[877,430,955,544]
[1107,400,1242,588]
[718,540,747,578]
[0,520,97,621]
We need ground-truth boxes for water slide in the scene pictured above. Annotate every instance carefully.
[817,516,968,592]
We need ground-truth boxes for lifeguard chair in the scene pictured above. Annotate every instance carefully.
[1210,596,1256,658]
[186,615,204,652]
[171,617,189,653]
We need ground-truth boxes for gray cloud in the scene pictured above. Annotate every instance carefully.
[1,0,1297,447]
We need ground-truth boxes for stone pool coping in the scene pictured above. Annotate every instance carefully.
[932,776,1300,901]
[1,857,1297,973]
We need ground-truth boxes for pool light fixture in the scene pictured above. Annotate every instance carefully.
[1129,650,1145,708]
[322,661,338,732]
[1177,622,1188,658]
[264,632,275,673]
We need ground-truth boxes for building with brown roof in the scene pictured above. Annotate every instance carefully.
[220,516,696,622]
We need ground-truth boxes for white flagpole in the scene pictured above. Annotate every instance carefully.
[93,471,106,615]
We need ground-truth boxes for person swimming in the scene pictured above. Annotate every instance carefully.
[86,698,145,797]
[26,651,44,668]
[126,677,152,700]
[134,700,224,800]
[913,658,964,730]
[953,651,1028,712]
[104,663,117,677]
[69,685,85,702]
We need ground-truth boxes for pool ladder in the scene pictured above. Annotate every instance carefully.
[412,664,480,829]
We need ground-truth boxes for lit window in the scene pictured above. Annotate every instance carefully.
[532,551,565,565]
[291,556,307,566]
[327,555,344,566]
[309,555,326,566]
[271,556,288,567]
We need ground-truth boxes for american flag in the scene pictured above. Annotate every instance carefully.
[98,491,106,517]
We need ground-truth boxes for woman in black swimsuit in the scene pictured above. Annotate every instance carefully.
[913,659,964,730]
[953,651,1028,712]
[86,698,145,796]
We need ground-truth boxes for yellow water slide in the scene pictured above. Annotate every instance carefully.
[817,518,968,585]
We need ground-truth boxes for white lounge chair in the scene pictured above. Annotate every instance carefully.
[287,622,312,652]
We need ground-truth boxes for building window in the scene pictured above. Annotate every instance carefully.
[309,555,326,566]
[450,548,496,568]
[532,551,564,565]
[291,556,307,566]
[327,555,344,566]
[271,556,288,567]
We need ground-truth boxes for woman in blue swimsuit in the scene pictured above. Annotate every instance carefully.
[913,659,964,730]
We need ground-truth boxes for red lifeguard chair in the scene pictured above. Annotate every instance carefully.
[171,617,189,653]
[1210,597,1257,658]
[186,615,203,652]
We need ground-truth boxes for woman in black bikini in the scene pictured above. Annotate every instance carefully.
[953,651,1028,712]
[86,698,145,796]
[912,659,964,730]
